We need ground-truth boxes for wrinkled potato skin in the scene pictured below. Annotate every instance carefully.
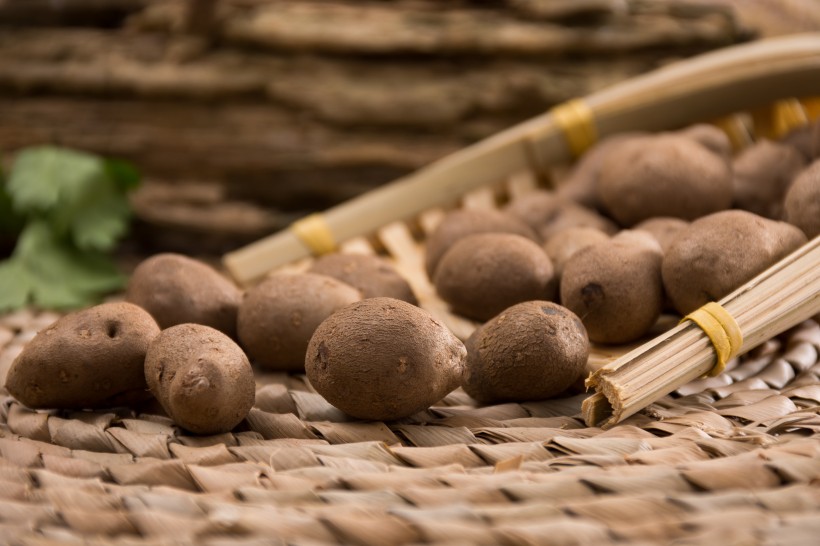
[732,140,806,219]
[126,253,242,338]
[6,302,160,409]
[464,301,588,404]
[662,210,808,315]
[305,298,466,421]
[145,323,255,434]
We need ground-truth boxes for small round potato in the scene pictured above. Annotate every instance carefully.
[237,273,361,371]
[306,298,466,421]
[634,217,689,254]
[543,226,610,280]
[425,209,536,278]
[560,233,664,344]
[597,135,733,226]
[6,302,160,409]
[434,233,555,321]
[732,140,806,219]
[463,301,588,404]
[145,323,255,434]
[126,253,242,338]
[503,190,564,233]
[308,253,417,305]
[784,160,820,239]
[662,210,808,315]
[676,124,732,161]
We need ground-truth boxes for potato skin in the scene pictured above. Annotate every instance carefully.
[463,301,588,404]
[308,253,417,305]
[543,226,609,280]
[634,217,689,254]
[144,323,255,434]
[560,234,664,344]
[425,209,536,278]
[125,253,242,338]
[237,273,361,371]
[662,210,808,315]
[732,140,805,219]
[784,160,820,239]
[6,302,160,409]
[597,135,732,226]
[305,298,466,421]
[434,233,555,321]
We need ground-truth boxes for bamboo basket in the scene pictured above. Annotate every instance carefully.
[1,34,820,545]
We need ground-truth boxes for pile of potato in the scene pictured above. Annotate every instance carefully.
[5,120,819,430]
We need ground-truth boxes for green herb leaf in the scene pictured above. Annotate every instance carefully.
[0,220,127,312]
[0,171,24,236]
[7,146,102,214]
[104,158,141,191]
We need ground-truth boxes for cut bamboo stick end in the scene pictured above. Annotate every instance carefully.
[583,235,820,429]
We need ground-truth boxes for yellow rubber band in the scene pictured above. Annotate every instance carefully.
[551,99,598,159]
[682,302,743,377]
[290,213,336,256]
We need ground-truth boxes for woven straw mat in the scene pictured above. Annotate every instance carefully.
[0,305,819,545]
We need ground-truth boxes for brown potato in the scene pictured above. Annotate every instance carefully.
[237,273,361,371]
[305,298,466,421]
[634,217,689,254]
[556,132,646,209]
[784,159,820,239]
[560,232,664,344]
[662,210,808,315]
[676,124,732,161]
[126,253,242,338]
[463,301,588,404]
[434,233,555,321]
[308,253,417,305]
[503,190,564,233]
[543,226,610,280]
[5,302,159,409]
[537,203,618,242]
[732,140,806,219]
[425,209,536,278]
[597,135,733,226]
[145,323,255,434]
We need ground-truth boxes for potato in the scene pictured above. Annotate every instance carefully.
[144,323,255,434]
[560,232,664,344]
[543,226,609,280]
[634,217,689,254]
[463,301,588,404]
[5,302,159,409]
[597,135,733,226]
[676,124,732,161]
[732,140,806,219]
[126,253,242,338]
[662,210,808,315]
[308,253,417,305]
[425,209,536,278]
[780,120,820,162]
[433,233,555,321]
[503,190,564,233]
[237,273,361,371]
[537,202,618,242]
[305,298,466,421]
[784,160,820,239]
[556,132,646,209]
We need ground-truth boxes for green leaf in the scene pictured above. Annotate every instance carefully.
[0,260,31,312]
[0,178,24,236]
[7,146,104,214]
[48,179,132,252]
[3,221,127,311]
[104,158,141,191]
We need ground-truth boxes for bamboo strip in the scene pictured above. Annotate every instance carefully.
[223,34,820,285]
[584,236,820,428]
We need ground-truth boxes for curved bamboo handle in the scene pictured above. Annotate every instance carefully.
[224,33,820,285]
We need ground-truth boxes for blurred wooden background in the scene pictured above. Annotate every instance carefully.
[0,0,817,254]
